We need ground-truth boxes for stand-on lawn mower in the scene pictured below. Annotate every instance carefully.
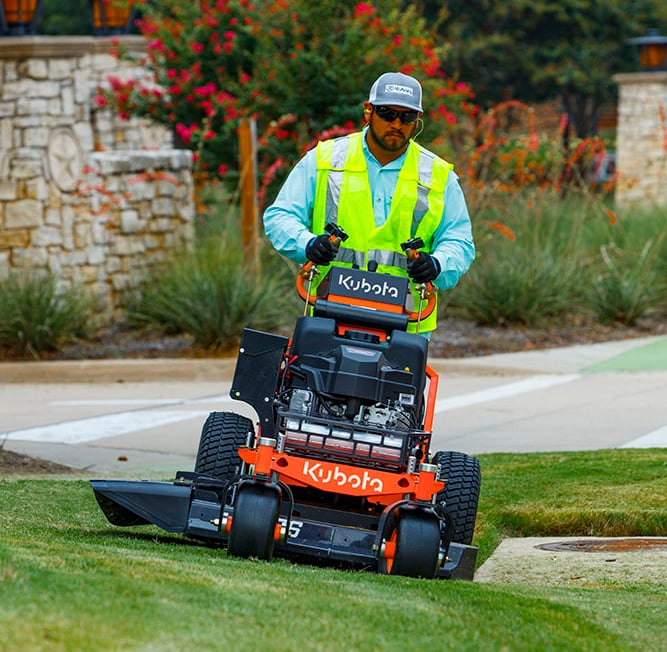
[91,225,481,579]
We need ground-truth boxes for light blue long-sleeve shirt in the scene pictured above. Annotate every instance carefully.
[263,128,475,290]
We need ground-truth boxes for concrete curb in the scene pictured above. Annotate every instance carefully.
[0,357,238,384]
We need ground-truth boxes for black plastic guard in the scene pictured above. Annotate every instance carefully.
[441,543,478,580]
[91,480,192,532]
[273,515,477,580]
[230,328,289,435]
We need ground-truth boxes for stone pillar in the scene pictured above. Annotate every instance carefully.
[0,36,194,324]
[613,71,667,208]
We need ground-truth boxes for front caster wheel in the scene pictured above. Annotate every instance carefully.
[379,509,441,578]
[227,483,280,561]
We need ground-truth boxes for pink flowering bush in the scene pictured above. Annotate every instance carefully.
[99,0,477,206]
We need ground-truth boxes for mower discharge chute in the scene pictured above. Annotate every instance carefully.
[91,228,481,579]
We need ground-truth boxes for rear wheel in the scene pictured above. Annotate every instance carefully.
[227,484,280,561]
[432,451,481,545]
[194,412,254,482]
[379,509,441,578]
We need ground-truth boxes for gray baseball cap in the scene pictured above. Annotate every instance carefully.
[368,72,423,112]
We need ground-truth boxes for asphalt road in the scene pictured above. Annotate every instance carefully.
[1,335,666,477]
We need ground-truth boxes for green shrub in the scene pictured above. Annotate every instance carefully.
[100,0,475,198]
[577,207,667,324]
[127,221,300,350]
[447,191,588,325]
[447,190,667,327]
[448,244,584,326]
[0,272,92,358]
[586,238,667,324]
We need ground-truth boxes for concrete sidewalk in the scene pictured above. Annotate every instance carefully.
[2,334,665,384]
[0,357,238,384]
[2,333,665,475]
[434,334,667,375]
[475,536,667,586]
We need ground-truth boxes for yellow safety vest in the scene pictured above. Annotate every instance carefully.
[312,132,452,333]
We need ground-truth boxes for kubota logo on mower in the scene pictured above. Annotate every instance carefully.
[337,274,400,299]
[329,267,408,306]
[302,460,384,493]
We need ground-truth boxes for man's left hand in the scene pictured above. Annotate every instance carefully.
[407,253,440,283]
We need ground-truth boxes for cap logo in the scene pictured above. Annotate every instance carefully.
[384,84,414,97]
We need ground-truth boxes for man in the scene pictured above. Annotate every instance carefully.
[263,71,475,335]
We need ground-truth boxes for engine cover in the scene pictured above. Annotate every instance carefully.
[297,345,416,405]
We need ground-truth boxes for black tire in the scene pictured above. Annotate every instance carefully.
[379,509,441,579]
[227,484,280,561]
[194,412,254,481]
[432,450,481,545]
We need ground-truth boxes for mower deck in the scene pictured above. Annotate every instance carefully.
[91,475,478,580]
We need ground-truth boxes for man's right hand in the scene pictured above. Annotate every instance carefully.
[305,234,339,265]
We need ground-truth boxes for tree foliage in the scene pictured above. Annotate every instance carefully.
[39,0,93,34]
[439,0,662,137]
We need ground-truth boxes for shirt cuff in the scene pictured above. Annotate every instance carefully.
[298,231,317,262]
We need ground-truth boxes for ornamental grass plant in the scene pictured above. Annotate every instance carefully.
[126,214,300,350]
[583,210,667,324]
[447,190,588,326]
[446,194,667,328]
[0,272,92,358]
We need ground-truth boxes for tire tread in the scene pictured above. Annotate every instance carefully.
[432,450,481,545]
[194,411,254,481]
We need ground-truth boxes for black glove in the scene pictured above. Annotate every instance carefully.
[305,234,339,265]
[407,253,440,283]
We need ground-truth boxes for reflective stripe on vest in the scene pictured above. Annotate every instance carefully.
[337,247,366,268]
[368,248,408,270]
[325,137,350,225]
[413,149,435,236]
[313,132,452,333]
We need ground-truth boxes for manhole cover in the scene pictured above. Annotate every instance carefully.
[536,538,667,553]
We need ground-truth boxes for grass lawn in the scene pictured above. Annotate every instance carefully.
[1,449,665,651]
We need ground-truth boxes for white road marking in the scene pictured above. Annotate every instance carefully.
[3,411,210,445]
[3,375,581,446]
[619,425,667,449]
[434,374,580,413]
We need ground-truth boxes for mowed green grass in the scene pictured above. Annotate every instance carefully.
[1,449,665,651]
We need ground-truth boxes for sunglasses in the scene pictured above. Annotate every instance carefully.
[372,105,420,125]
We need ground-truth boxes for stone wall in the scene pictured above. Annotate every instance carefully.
[0,36,194,322]
[614,71,667,209]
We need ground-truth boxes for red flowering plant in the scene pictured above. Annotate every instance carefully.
[252,1,479,198]
[98,0,478,208]
[465,101,616,198]
[97,0,257,184]
[457,100,620,255]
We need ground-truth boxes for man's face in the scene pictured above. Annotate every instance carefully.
[366,103,419,156]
